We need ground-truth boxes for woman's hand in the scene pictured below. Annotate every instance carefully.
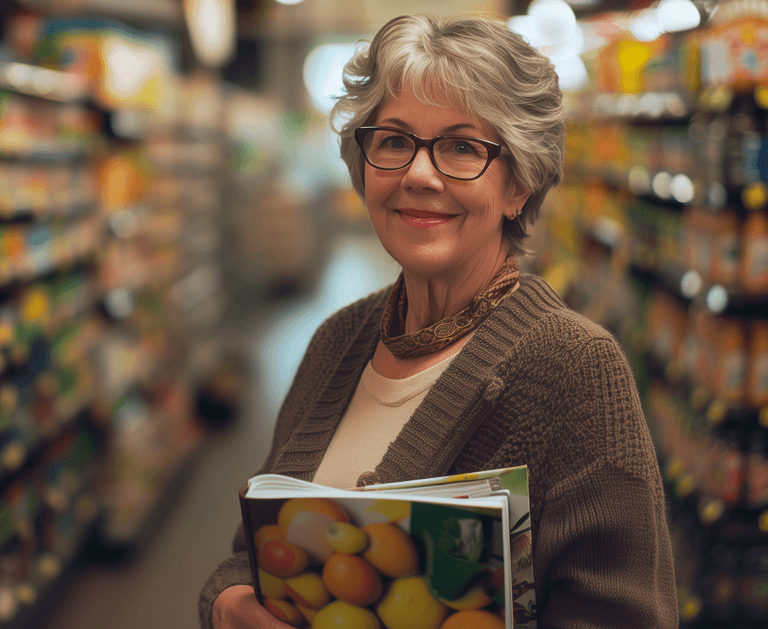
[212,585,294,629]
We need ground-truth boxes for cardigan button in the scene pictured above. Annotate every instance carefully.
[356,471,380,487]
[482,376,505,403]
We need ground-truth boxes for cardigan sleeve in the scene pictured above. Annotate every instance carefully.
[198,524,251,629]
[534,460,678,628]
[198,290,386,628]
[196,322,338,628]
[530,332,678,628]
[456,312,679,628]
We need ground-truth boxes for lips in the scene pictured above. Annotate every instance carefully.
[397,209,454,219]
[396,208,455,229]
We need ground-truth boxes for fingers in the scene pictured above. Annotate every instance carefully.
[213,585,278,629]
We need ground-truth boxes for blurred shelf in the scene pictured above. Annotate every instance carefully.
[0,63,90,104]
[0,399,94,489]
[96,428,203,555]
[629,260,768,318]
[585,90,695,122]
[0,508,99,629]
[0,201,99,224]
[0,143,91,164]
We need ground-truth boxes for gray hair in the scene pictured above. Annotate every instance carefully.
[330,14,565,255]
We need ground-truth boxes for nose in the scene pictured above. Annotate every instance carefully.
[400,147,444,192]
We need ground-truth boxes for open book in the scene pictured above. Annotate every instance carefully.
[239,466,536,629]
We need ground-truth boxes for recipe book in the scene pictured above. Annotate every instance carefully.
[239,466,536,629]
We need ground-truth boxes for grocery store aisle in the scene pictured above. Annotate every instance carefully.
[40,227,399,629]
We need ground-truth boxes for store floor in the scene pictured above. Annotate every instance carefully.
[40,228,400,629]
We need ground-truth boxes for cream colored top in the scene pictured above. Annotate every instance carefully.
[311,354,456,489]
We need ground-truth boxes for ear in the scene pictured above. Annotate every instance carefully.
[503,184,531,220]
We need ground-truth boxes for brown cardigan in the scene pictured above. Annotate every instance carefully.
[199,274,678,628]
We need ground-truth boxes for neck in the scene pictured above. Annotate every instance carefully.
[401,246,512,334]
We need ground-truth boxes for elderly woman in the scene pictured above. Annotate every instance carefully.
[201,14,678,629]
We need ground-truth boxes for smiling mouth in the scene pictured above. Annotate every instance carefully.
[396,209,455,229]
[397,209,454,219]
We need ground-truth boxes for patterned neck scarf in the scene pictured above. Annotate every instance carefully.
[380,255,520,358]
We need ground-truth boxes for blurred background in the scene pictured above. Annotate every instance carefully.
[0,0,765,627]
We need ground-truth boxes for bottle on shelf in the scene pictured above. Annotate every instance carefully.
[710,318,748,405]
[709,209,742,288]
[739,210,768,295]
[744,430,768,510]
[697,541,741,623]
[737,541,768,624]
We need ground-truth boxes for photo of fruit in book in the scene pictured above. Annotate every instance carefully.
[243,495,536,629]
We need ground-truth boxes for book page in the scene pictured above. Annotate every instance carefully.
[241,477,537,628]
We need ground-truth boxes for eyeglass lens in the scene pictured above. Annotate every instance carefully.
[362,129,490,179]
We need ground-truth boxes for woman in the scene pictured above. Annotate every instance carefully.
[201,14,678,629]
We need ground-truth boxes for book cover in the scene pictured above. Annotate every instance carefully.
[239,467,536,629]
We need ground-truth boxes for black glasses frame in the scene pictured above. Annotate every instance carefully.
[354,126,503,181]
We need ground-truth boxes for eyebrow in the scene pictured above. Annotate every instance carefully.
[376,117,480,136]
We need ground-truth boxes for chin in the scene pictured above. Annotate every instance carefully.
[392,251,458,279]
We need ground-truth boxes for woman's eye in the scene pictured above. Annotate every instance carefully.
[453,141,475,154]
[382,136,408,150]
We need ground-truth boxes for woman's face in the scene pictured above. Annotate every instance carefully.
[364,89,530,282]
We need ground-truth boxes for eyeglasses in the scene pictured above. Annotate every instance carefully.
[355,126,503,181]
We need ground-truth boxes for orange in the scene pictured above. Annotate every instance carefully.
[439,610,505,629]
[255,524,284,549]
[258,539,309,578]
[362,523,420,578]
[322,552,383,607]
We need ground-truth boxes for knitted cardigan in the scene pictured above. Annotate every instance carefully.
[199,274,678,628]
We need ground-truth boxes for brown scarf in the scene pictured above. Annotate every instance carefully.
[380,255,520,358]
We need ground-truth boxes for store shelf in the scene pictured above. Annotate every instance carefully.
[0,63,89,104]
[583,89,694,122]
[0,399,94,488]
[0,143,91,163]
[0,505,99,629]
[0,216,102,289]
[541,3,768,626]
[0,10,233,626]
[97,430,202,554]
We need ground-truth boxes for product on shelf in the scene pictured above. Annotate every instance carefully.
[0,8,233,626]
[545,4,768,625]
[740,209,768,294]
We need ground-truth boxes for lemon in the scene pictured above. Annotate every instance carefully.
[324,522,369,554]
[311,600,380,629]
[376,576,448,629]
[258,567,286,598]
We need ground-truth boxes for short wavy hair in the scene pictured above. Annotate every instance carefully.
[330,14,565,254]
